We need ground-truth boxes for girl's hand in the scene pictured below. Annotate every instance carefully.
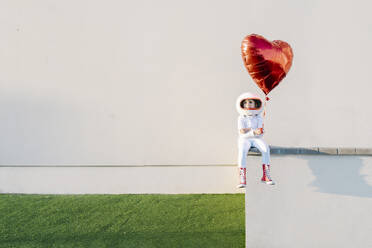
[240,128,252,134]
[254,128,264,135]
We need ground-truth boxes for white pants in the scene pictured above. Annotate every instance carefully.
[238,137,270,168]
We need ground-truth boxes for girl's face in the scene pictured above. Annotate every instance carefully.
[243,99,256,109]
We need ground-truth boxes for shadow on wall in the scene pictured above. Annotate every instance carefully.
[300,155,372,198]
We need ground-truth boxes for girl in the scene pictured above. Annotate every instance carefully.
[235,92,275,188]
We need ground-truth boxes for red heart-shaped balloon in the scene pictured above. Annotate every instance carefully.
[241,34,293,95]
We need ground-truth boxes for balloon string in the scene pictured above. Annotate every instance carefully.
[262,96,270,129]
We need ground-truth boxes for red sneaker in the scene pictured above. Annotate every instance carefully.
[237,167,247,188]
[261,164,275,185]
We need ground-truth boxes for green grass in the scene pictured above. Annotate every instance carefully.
[0,194,245,248]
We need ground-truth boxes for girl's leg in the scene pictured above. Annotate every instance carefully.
[238,138,252,168]
[251,138,270,165]
[237,138,252,188]
[252,138,275,184]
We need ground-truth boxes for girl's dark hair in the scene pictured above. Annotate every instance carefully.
[240,99,262,109]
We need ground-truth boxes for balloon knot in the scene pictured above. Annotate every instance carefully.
[266,96,270,101]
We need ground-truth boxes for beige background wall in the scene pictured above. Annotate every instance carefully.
[0,0,371,166]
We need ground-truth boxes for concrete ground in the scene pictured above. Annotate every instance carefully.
[245,155,372,248]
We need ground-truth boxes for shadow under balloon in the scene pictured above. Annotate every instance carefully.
[300,155,372,199]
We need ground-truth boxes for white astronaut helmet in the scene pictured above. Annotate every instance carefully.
[236,92,264,116]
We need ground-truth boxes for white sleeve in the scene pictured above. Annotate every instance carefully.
[257,116,263,128]
[237,116,246,130]
[238,116,256,137]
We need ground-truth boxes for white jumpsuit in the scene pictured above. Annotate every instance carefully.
[236,92,271,168]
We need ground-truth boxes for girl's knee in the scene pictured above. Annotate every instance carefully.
[260,145,269,154]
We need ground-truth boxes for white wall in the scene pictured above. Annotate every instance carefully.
[0,0,371,165]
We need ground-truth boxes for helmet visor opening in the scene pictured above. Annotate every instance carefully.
[240,98,262,110]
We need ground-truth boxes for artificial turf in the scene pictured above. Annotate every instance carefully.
[0,193,245,248]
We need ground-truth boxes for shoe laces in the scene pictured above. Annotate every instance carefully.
[240,168,246,183]
[263,165,272,180]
